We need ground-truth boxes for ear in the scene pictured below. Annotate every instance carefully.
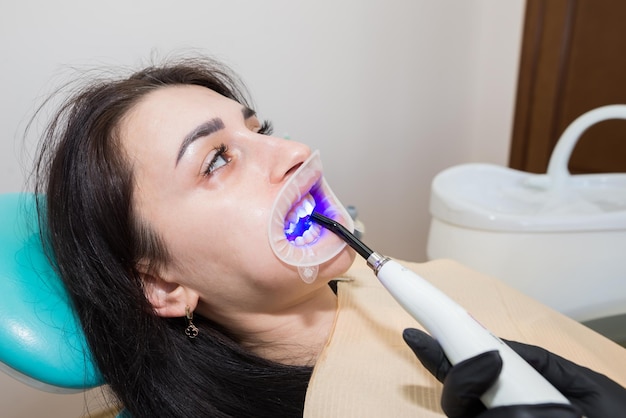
[140,271,199,318]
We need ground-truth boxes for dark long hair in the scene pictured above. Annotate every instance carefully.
[32,57,312,417]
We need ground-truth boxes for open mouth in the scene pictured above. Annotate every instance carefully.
[283,192,322,245]
[268,150,353,270]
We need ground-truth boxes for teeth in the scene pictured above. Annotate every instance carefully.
[303,197,314,214]
[293,224,321,247]
[287,210,299,225]
[283,191,324,247]
[296,206,308,219]
[284,222,296,235]
[285,193,315,225]
[302,229,315,244]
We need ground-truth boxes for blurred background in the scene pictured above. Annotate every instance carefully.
[1,0,525,262]
[0,0,525,416]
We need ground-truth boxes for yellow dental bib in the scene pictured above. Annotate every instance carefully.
[304,259,626,417]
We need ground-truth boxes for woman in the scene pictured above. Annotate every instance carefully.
[33,57,354,417]
[32,56,626,417]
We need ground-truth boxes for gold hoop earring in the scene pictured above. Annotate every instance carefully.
[185,306,199,339]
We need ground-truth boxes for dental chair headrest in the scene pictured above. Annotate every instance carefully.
[0,193,103,393]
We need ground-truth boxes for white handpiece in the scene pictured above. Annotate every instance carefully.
[369,254,571,408]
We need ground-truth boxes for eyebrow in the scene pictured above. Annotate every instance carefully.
[175,107,257,166]
[176,118,225,165]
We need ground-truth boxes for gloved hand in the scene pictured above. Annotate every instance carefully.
[403,328,626,418]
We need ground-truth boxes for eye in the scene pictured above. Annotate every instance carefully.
[257,120,274,136]
[201,144,230,177]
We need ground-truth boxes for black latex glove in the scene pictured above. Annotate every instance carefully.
[403,328,626,418]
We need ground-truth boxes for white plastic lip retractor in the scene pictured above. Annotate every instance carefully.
[268,150,354,282]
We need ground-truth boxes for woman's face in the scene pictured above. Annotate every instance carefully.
[120,85,355,322]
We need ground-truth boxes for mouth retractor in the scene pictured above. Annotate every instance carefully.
[268,150,354,283]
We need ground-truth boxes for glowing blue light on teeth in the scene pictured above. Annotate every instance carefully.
[285,215,313,241]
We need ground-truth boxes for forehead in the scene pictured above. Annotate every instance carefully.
[120,85,238,152]
[128,84,238,123]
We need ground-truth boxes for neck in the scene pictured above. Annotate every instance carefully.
[229,284,338,366]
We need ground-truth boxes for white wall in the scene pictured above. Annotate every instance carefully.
[0,1,525,415]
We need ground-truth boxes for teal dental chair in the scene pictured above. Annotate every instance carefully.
[0,193,103,394]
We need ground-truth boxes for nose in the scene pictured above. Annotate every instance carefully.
[265,136,311,184]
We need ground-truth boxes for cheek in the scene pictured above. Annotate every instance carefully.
[153,185,305,286]
[172,204,273,276]
[226,192,275,246]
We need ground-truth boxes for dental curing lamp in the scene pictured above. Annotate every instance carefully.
[310,211,571,409]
